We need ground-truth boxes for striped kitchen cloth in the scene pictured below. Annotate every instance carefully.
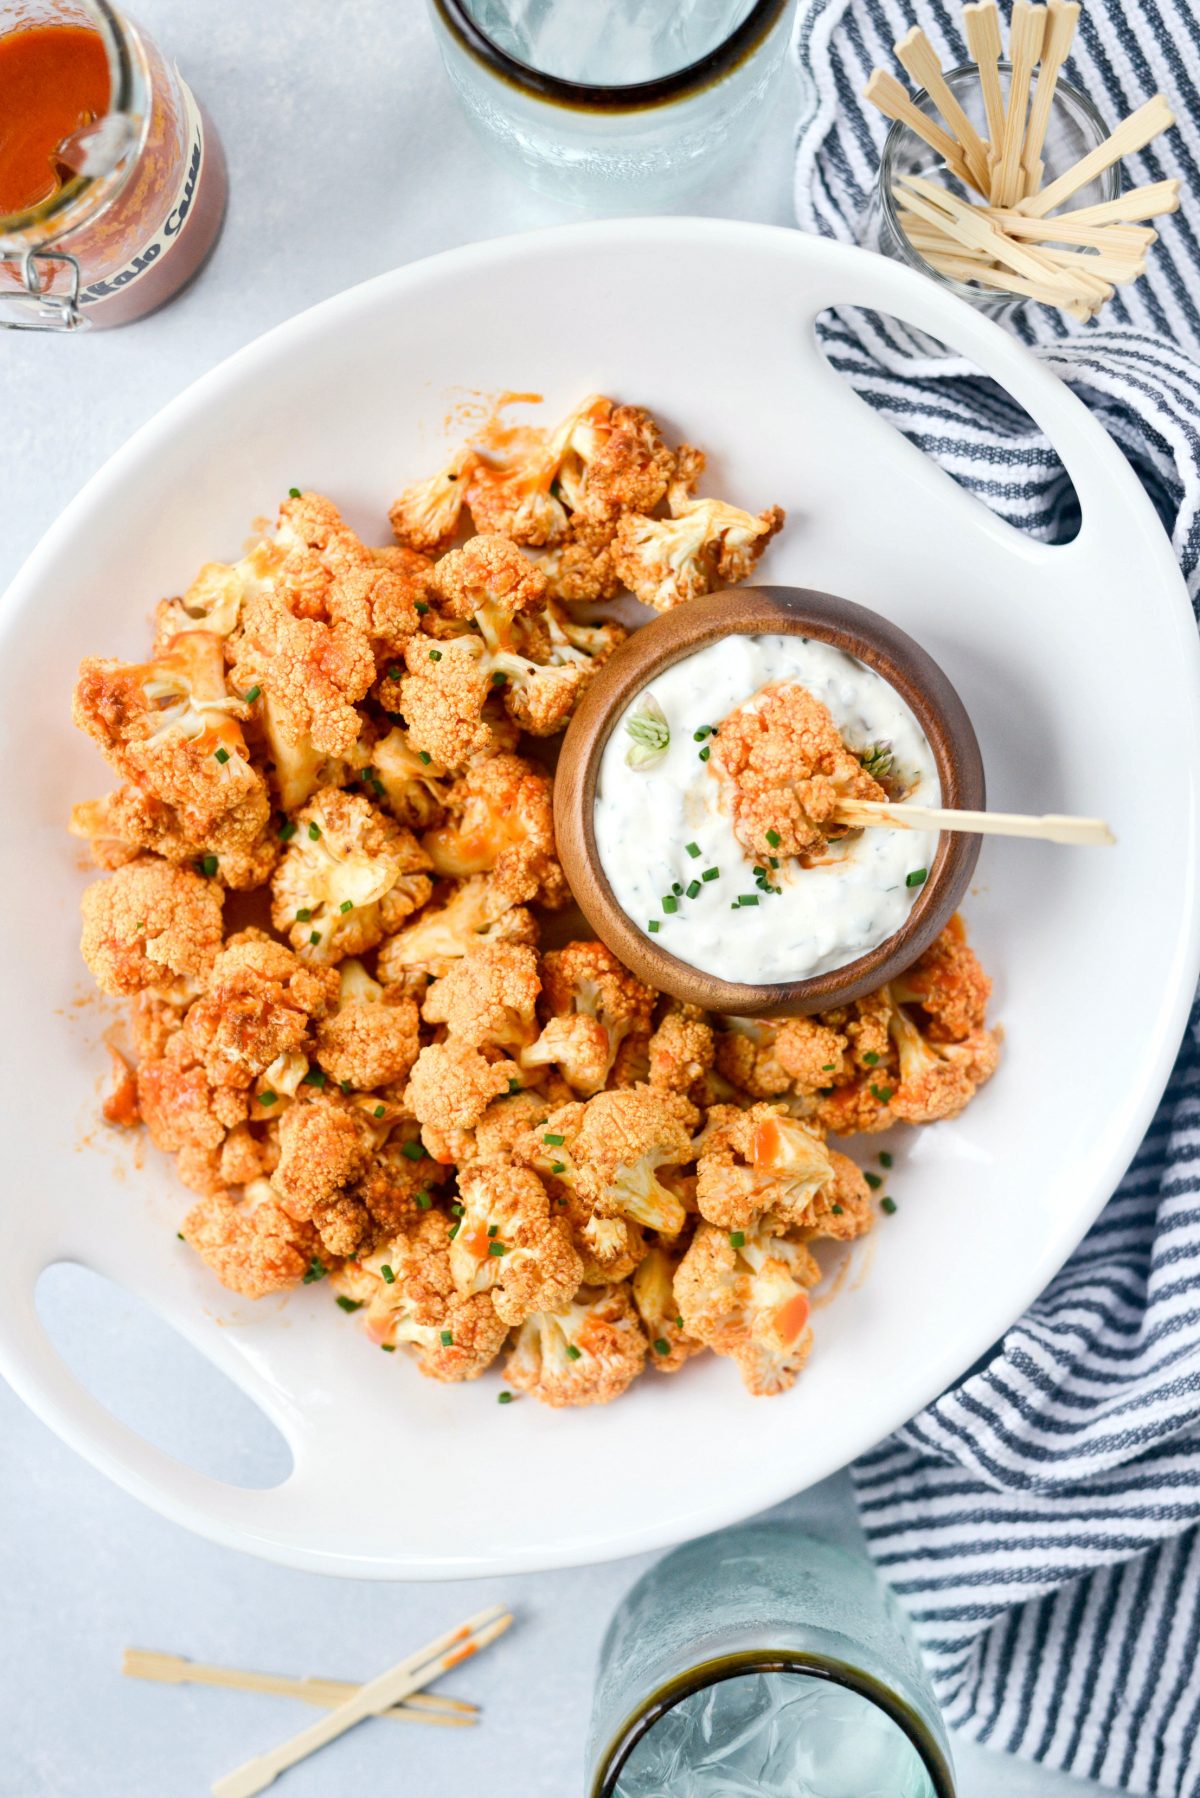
[791,2,1200,1792]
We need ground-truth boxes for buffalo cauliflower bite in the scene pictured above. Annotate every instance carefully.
[389,447,477,555]
[431,533,548,642]
[715,1018,793,1100]
[395,632,497,770]
[556,1182,647,1285]
[375,875,539,982]
[337,1212,508,1380]
[183,1178,322,1299]
[710,682,888,862]
[229,588,376,811]
[421,753,568,909]
[80,858,224,998]
[128,977,200,1063]
[696,1104,837,1231]
[313,960,421,1091]
[404,1041,519,1137]
[271,1095,375,1256]
[72,631,273,868]
[521,941,656,1096]
[890,916,992,1043]
[345,1122,451,1241]
[520,1088,698,1250]
[421,942,541,1052]
[675,1220,821,1397]
[504,1283,648,1407]
[137,1054,245,1158]
[370,726,448,831]
[648,1005,715,1099]
[887,1000,1000,1126]
[449,1163,583,1326]
[803,1152,875,1242]
[613,498,783,613]
[465,398,608,548]
[270,788,432,965]
[69,782,277,891]
[171,929,339,1093]
[772,1016,851,1094]
[631,1244,704,1373]
[267,492,427,656]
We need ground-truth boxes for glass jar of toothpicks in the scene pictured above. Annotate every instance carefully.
[858,0,1179,321]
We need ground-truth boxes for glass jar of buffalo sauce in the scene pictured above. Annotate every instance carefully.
[0,0,227,330]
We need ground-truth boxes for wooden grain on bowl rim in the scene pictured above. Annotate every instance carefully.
[553,586,985,1018]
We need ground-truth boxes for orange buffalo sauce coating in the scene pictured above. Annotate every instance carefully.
[775,1290,811,1346]
[0,23,110,215]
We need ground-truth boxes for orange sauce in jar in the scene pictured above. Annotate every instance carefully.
[0,23,111,214]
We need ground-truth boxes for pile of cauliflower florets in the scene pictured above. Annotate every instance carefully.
[69,394,999,1407]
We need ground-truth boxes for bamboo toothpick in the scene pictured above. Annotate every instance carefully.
[963,2,1006,160]
[835,799,1115,846]
[212,1606,513,1798]
[865,68,975,185]
[1021,0,1080,193]
[1053,177,1180,224]
[121,1649,477,1726]
[1015,91,1175,216]
[994,3,1047,205]
[895,175,1080,293]
[894,27,991,191]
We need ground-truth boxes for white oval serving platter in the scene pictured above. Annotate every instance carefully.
[2,219,1198,1578]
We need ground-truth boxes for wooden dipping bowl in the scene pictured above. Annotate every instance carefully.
[553,586,985,1018]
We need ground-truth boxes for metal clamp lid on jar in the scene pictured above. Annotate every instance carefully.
[0,0,143,332]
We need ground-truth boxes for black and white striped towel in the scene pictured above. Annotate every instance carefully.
[791,2,1200,1791]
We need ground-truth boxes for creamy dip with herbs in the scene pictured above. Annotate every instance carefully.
[593,634,941,985]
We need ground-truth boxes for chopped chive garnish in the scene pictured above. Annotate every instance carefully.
[830,1203,845,1215]
[373,1103,385,1118]
[753,866,765,878]
[676,1316,684,1328]
[769,857,780,869]
[388,667,402,682]
[296,907,312,921]
[766,828,781,848]
[738,894,759,907]
[498,1391,514,1403]
[198,854,218,877]
[380,1342,396,1351]
[448,1221,460,1239]
[451,1202,464,1216]
[336,1295,362,1313]
[488,1241,506,1256]
[686,880,701,899]
[429,648,442,662]
[653,1338,671,1356]
[880,1151,893,1168]
[214,746,230,765]
[685,841,701,858]
[870,1084,894,1105]
[648,919,661,933]
[881,1196,898,1214]
[339,899,353,913]
[258,1091,278,1107]
[380,1264,395,1284]
[415,1192,432,1210]
[176,1231,185,1241]
[401,1140,424,1159]
[440,1329,453,1347]
[906,868,928,888]
[418,750,432,764]
[288,486,301,498]
[279,820,297,841]
[508,1078,521,1094]
[487,1224,498,1238]
[698,746,710,762]
[566,1344,582,1361]
[302,1257,326,1284]
[729,1231,745,1248]
[865,1171,883,1190]
[702,866,719,882]
[243,684,261,703]
[308,822,321,840]
[862,1051,880,1066]
[491,671,507,686]
[309,930,321,946]
[671,882,683,896]
[662,895,678,914]
[551,1162,565,1175]
[822,1063,836,1072]
[302,1068,327,1088]
[339,1080,352,1094]
[543,1133,565,1146]
[415,600,429,615]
